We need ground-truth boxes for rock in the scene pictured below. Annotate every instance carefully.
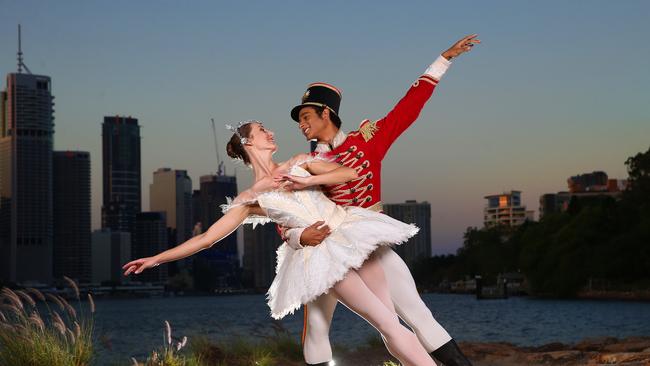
[525,350,584,363]
[598,351,650,364]
[459,342,518,358]
[603,338,650,353]
[529,342,569,352]
[575,337,619,351]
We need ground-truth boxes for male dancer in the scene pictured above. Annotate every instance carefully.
[281,34,480,366]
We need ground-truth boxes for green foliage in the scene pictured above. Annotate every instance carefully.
[135,320,303,366]
[132,321,192,366]
[624,146,650,206]
[457,225,519,282]
[0,279,95,366]
[411,146,650,298]
[409,254,459,289]
[180,334,302,366]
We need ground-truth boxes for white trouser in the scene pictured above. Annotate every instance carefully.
[303,247,452,364]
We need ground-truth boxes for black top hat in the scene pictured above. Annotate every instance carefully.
[291,82,342,128]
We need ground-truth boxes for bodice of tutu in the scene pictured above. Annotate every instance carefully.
[221,164,348,231]
[255,166,348,231]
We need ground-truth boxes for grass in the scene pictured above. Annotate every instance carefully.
[132,318,305,366]
[1,282,400,366]
[0,277,94,366]
[126,317,408,366]
[131,320,199,366]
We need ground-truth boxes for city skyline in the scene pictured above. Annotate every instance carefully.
[2,1,648,254]
[0,71,55,283]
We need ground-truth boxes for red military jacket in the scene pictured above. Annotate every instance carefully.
[321,74,440,211]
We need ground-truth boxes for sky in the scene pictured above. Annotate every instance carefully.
[1,0,649,254]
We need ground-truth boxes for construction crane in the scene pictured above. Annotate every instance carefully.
[211,118,225,176]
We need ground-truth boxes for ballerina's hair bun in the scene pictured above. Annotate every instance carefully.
[226,122,255,165]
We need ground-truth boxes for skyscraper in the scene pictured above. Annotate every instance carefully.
[198,174,238,253]
[384,200,432,265]
[149,168,192,244]
[53,151,91,283]
[150,168,193,275]
[191,189,201,231]
[91,229,131,285]
[102,115,141,234]
[242,224,281,290]
[0,70,55,284]
[133,212,168,284]
[193,174,240,290]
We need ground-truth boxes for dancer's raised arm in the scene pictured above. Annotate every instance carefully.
[123,195,261,275]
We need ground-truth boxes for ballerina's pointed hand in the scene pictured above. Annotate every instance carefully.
[279,174,313,191]
[122,257,159,276]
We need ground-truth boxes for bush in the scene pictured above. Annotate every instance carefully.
[0,277,94,366]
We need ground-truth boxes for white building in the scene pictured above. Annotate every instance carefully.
[484,191,534,227]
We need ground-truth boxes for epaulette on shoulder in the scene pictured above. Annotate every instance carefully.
[357,119,379,142]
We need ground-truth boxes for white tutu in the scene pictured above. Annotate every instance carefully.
[267,207,418,319]
[223,163,418,320]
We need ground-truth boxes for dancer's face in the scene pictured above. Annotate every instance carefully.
[245,122,277,153]
[297,107,330,141]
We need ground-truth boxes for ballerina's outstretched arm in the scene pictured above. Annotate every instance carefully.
[122,195,263,276]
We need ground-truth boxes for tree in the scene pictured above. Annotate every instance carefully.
[624,145,650,205]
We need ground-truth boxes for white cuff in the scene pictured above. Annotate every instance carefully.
[285,227,305,250]
[424,55,452,81]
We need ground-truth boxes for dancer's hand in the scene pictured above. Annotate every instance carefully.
[278,174,314,191]
[123,257,159,276]
[300,221,331,246]
[442,34,480,60]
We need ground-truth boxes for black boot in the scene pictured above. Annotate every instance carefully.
[431,339,473,366]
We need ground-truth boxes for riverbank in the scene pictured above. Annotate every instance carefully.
[169,336,650,365]
[460,336,650,366]
[576,290,650,302]
[306,337,650,366]
[423,289,650,302]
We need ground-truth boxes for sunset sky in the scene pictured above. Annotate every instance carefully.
[2,0,648,253]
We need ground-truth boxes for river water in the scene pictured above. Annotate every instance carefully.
[91,293,650,364]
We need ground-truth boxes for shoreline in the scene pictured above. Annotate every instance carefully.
[460,336,650,366]
[421,290,650,303]
[575,290,650,302]
[166,335,650,366]
[84,288,650,303]
[326,336,650,366]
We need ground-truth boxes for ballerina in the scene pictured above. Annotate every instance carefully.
[123,120,437,365]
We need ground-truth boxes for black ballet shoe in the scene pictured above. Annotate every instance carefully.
[305,362,332,366]
[431,339,473,366]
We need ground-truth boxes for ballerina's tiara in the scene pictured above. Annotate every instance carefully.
[225,120,262,144]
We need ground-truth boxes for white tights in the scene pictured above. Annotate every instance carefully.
[330,255,436,366]
[303,248,451,364]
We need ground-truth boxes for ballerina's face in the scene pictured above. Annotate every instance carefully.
[245,122,277,153]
